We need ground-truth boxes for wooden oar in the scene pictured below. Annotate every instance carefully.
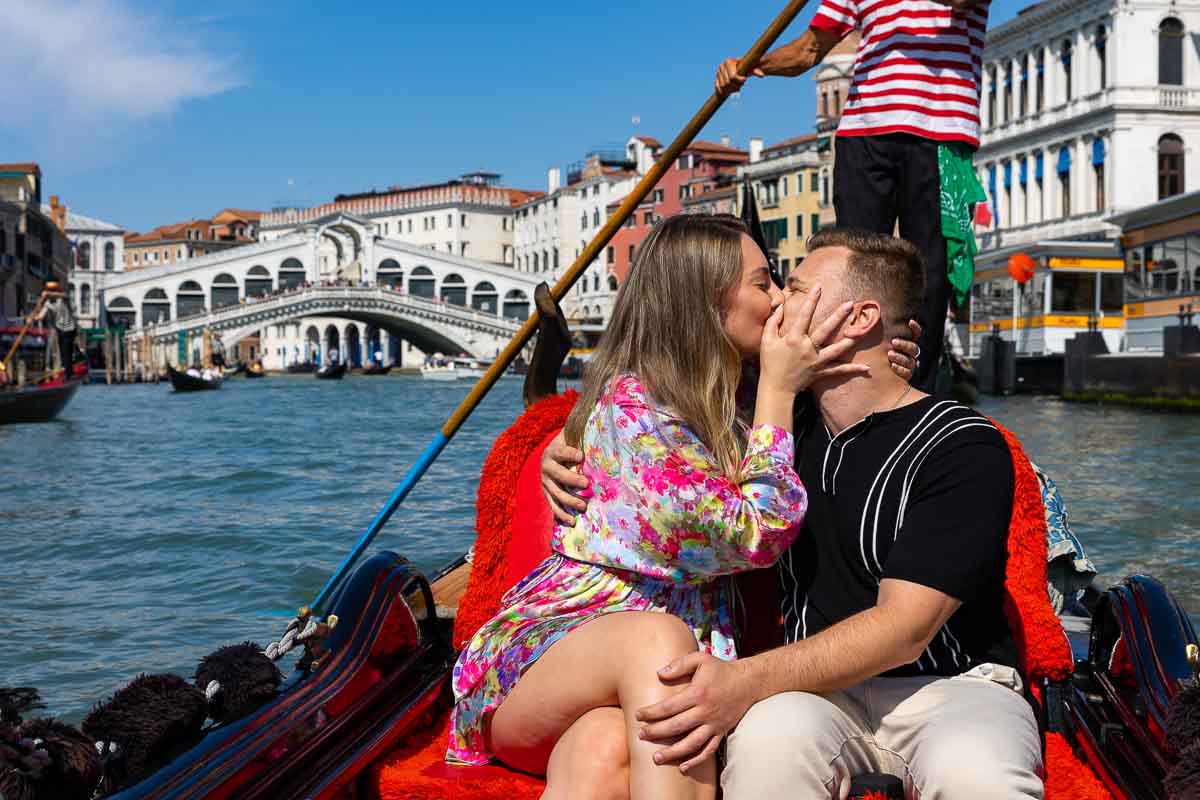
[310,0,814,614]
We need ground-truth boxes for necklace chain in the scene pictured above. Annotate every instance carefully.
[884,384,913,413]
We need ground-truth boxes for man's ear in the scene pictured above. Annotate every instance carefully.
[843,300,882,339]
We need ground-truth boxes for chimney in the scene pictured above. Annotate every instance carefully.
[548,167,561,193]
[749,137,764,164]
[721,134,731,147]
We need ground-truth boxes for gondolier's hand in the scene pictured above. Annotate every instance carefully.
[636,652,761,774]
[715,57,764,96]
[888,319,923,381]
[541,430,588,525]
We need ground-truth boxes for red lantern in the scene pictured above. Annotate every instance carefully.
[1008,252,1036,284]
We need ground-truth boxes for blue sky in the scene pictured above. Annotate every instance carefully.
[0,0,1031,233]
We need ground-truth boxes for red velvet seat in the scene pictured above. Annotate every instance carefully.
[377,396,1112,799]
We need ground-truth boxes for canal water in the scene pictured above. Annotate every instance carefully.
[3,377,1198,721]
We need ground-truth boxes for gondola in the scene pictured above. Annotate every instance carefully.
[167,366,222,392]
[221,362,247,379]
[286,362,316,374]
[245,361,266,379]
[0,376,83,424]
[315,362,347,380]
[362,364,392,376]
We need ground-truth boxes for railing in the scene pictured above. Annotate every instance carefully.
[261,185,514,228]
[105,233,310,287]
[976,212,1114,251]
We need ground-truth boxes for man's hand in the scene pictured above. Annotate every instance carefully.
[715,57,764,96]
[540,430,588,525]
[887,319,923,381]
[635,652,762,774]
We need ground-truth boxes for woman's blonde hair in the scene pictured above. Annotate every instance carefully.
[563,213,751,479]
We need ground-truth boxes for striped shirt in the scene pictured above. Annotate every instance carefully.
[811,0,990,148]
[780,396,1017,676]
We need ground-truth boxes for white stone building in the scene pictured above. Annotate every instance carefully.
[51,204,125,330]
[970,0,1200,356]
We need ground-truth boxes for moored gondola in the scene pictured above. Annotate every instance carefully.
[286,362,316,374]
[362,364,392,376]
[0,376,83,424]
[245,360,266,378]
[315,362,347,380]
[167,367,222,392]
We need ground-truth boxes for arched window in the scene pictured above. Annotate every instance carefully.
[1159,134,1185,199]
[1095,25,1107,90]
[1035,50,1045,111]
[377,258,403,288]
[246,265,272,297]
[78,241,91,270]
[279,257,306,289]
[533,252,540,272]
[104,241,115,271]
[409,265,435,298]
[176,280,205,317]
[608,275,618,291]
[1061,38,1073,101]
[142,287,170,324]
[106,295,136,328]
[211,273,239,309]
[471,281,498,313]
[502,288,530,320]
[1160,18,1184,86]
[440,272,467,305]
[80,284,91,314]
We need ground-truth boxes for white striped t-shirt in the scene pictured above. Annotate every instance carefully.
[811,0,990,148]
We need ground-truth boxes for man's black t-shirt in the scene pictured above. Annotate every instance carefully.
[778,396,1017,676]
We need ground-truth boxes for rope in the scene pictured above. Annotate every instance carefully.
[262,612,335,662]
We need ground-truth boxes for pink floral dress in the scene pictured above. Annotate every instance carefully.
[446,373,806,764]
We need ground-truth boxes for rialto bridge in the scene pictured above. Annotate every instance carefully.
[99,212,540,367]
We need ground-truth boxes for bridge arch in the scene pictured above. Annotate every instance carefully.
[378,258,403,288]
[177,280,205,318]
[503,288,530,320]
[107,295,136,327]
[471,281,498,313]
[211,273,239,309]
[346,324,362,367]
[305,325,320,362]
[280,257,306,290]
[324,324,341,363]
[246,265,272,298]
[143,288,170,324]
[409,266,435,299]
[440,273,466,306]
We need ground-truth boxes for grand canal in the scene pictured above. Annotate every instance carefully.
[4,376,1199,720]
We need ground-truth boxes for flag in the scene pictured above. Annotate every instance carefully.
[975,201,993,228]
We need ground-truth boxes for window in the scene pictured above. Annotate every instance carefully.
[407,219,413,232]
[833,88,841,114]
[1062,39,1073,101]
[762,179,779,205]
[643,211,653,225]
[1051,272,1096,313]
[447,214,453,228]
[543,250,549,272]
[608,275,618,291]
[796,215,805,240]
[652,189,664,203]
[1158,134,1185,199]
[1035,50,1045,111]
[810,172,819,193]
[607,246,614,264]
[533,253,539,271]
[1093,138,1106,211]
[1003,62,1013,121]
[679,184,692,200]
[987,66,997,124]
[553,248,559,269]
[762,219,787,252]
[780,259,790,272]
[781,176,789,197]
[80,284,91,314]
[811,213,820,235]
[628,244,635,263]
[581,212,588,230]
[461,214,468,227]
[1019,54,1028,116]
[78,241,91,269]
[593,184,600,196]
[821,91,829,117]
[593,208,600,226]
[1095,25,1107,90]
[1160,18,1184,85]
[678,154,693,170]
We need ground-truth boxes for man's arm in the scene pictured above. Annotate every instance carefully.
[715,26,842,95]
[637,578,960,771]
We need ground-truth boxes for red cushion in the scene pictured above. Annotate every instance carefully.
[500,429,560,595]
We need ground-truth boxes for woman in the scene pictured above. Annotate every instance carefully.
[448,214,866,799]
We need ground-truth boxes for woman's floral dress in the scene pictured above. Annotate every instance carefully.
[447,373,806,764]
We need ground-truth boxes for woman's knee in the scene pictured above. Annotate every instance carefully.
[621,611,698,661]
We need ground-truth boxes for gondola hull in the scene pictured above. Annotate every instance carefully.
[315,363,347,380]
[167,367,222,392]
[362,365,392,376]
[0,378,82,424]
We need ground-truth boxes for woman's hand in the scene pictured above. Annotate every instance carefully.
[888,319,923,382]
[540,431,588,525]
[758,286,869,396]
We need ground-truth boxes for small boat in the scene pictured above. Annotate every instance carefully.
[315,362,347,380]
[419,363,459,381]
[167,366,222,392]
[286,362,317,374]
[221,362,247,379]
[0,376,82,424]
[362,364,392,376]
[449,357,487,380]
[246,361,266,379]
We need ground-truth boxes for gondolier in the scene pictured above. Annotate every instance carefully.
[34,282,78,379]
[716,0,990,391]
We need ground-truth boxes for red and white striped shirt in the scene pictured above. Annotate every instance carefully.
[811,0,990,148]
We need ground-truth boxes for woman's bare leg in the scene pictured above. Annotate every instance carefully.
[542,707,629,800]
[489,611,716,800]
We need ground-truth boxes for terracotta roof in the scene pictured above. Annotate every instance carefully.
[764,132,819,153]
[687,140,749,158]
[505,189,545,207]
[125,219,209,244]
[213,208,263,221]
[0,162,40,174]
[634,136,662,148]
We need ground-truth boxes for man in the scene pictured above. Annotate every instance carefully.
[543,230,1040,798]
[35,283,78,378]
[716,0,990,392]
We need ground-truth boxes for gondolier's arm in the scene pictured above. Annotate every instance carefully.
[715,26,841,95]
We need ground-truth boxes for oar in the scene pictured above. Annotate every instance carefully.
[310,0,814,615]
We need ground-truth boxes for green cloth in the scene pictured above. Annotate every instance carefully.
[938,142,987,307]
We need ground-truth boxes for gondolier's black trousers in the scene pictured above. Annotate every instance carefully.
[834,133,951,393]
[58,329,76,378]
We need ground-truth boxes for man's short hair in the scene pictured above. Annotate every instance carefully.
[807,228,925,329]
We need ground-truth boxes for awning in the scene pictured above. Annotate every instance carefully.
[1092,138,1105,166]
[1035,152,1044,181]
[1003,161,1012,189]
[1019,158,1028,186]
[988,164,998,223]
[1057,146,1071,176]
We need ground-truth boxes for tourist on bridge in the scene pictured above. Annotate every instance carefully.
[716,0,991,392]
[34,282,78,379]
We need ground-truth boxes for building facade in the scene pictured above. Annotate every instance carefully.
[737,134,826,273]
[0,164,72,325]
[124,209,261,270]
[52,201,125,330]
[971,0,1200,355]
